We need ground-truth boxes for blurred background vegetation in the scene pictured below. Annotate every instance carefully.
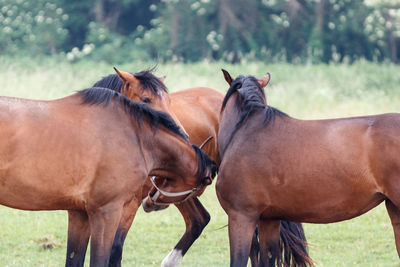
[1,0,400,64]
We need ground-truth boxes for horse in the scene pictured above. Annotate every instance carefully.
[92,70,223,267]
[90,69,310,267]
[217,69,400,266]
[0,86,217,267]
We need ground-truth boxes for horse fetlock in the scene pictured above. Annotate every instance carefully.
[161,249,183,267]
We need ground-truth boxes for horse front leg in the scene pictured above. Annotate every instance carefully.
[228,212,257,267]
[161,197,210,267]
[88,202,133,267]
[65,210,90,267]
[108,199,139,267]
[386,199,400,258]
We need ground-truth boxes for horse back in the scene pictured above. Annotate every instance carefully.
[0,95,144,210]
[171,87,223,164]
[217,111,400,222]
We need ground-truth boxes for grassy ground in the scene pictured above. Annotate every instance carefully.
[0,57,399,266]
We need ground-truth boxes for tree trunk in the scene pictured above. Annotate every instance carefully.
[94,0,105,23]
[93,0,122,31]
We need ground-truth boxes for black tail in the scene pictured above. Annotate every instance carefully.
[252,221,313,266]
[278,221,313,266]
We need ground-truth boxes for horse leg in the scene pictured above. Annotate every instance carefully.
[228,212,257,267]
[88,203,127,267]
[161,197,210,267]
[108,198,140,267]
[385,199,400,258]
[65,210,90,267]
[257,219,281,267]
[249,227,260,267]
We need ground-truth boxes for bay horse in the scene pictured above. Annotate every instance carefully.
[217,69,400,266]
[0,86,217,267]
[89,69,310,266]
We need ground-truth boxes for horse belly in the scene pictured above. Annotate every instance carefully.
[0,164,87,210]
[270,193,384,223]
[259,173,384,223]
[0,126,90,211]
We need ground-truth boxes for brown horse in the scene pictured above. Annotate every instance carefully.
[217,69,400,266]
[0,86,217,267]
[91,71,223,266]
[91,70,310,267]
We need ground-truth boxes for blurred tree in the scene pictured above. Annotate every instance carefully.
[0,0,69,55]
[1,0,399,63]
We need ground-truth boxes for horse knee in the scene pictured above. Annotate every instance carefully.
[189,217,209,239]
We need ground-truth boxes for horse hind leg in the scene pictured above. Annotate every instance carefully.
[257,219,281,267]
[249,227,260,267]
[385,199,400,258]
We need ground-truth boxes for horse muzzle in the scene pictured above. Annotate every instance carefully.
[142,194,170,213]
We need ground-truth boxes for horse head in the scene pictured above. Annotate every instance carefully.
[95,67,189,137]
[142,142,218,212]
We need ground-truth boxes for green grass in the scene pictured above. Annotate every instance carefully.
[0,57,399,266]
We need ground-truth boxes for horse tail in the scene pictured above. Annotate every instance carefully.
[277,220,313,266]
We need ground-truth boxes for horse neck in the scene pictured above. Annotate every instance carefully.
[139,126,198,181]
[218,93,243,158]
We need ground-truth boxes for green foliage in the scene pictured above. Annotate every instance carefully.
[1,0,400,63]
[65,22,150,63]
[0,0,68,55]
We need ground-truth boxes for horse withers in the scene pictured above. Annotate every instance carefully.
[217,69,400,266]
[0,86,216,267]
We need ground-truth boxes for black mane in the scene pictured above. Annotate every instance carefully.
[93,74,123,92]
[222,75,286,131]
[78,87,187,140]
[220,75,287,153]
[92,70,168,95]
[192,144,218,182]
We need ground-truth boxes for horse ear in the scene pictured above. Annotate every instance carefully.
[221,69,233,85]
[113,67,132,83]
[258,73,271,88]
[159,76,166,83]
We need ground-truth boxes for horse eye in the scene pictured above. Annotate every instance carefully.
[142,97,151,104]
[235,83,242,89]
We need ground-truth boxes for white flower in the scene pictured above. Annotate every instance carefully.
[66,52,74,61]
[149,4,157,11]
[191,2,200,10]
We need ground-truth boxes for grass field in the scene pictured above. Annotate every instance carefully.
[0,57,399,266]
